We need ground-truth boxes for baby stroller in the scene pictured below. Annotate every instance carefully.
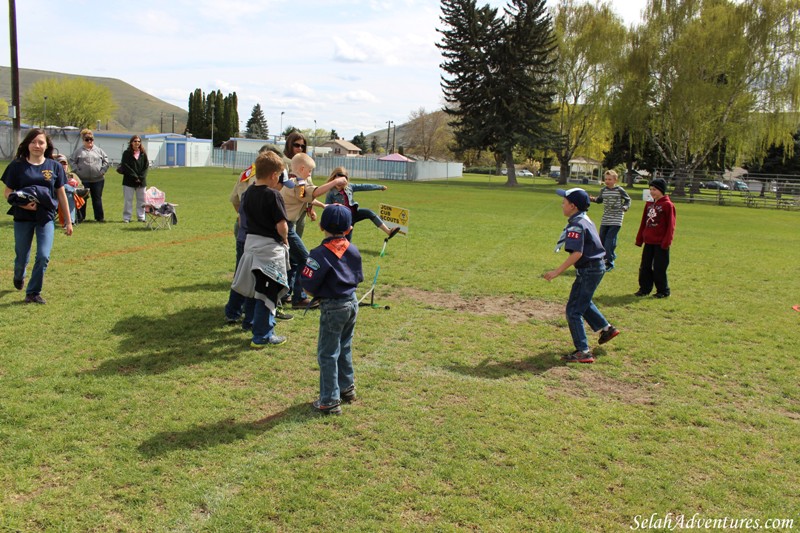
[142,186,178,230]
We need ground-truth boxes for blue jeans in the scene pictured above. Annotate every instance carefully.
[346,208,383,242]
[317,295,358,404]
[566,261,609,352]
[286,222,308,303]
[14,220,55,296]
[251,299,276,343]
[598,225,621,267]
[225,288,255,326]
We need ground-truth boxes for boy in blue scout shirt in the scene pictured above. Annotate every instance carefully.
[300,204,364,415]
[544,188,620,363]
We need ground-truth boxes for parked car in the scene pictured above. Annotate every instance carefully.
[549,170,560,179]
[700,180,730,190]
[730,180,748,191]
[501,168,508,175]
[518,169,534,177]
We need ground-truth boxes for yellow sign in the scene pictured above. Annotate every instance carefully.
[379,203,409,236]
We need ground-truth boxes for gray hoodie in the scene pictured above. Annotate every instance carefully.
[69,145,110,182]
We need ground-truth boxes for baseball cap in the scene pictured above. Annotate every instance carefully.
[54,154,68,164]
[278,169,295,188]
[556,188,590,211]
[320,204,352,234]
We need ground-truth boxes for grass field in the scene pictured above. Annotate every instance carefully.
[1,166,798,531]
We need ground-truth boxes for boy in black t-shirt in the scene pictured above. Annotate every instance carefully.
[230,152,292,348]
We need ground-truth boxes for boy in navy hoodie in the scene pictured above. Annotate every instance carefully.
[300,204,364,415]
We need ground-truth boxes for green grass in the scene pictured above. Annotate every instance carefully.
[1,167,798,531]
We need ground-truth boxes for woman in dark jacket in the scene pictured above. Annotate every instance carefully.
[119,135,149,223]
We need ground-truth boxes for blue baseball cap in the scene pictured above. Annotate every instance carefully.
[320,204,352,234]
[556,188,590,211]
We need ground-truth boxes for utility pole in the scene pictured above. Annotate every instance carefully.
[210,101,215,148]
[392,123,397,153]
[43,95,47,128]
[280,111,284,137]
[9,0,21,147]
[385,120,393,153]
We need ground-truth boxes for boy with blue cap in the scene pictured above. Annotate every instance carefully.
[544,188,619,363]
[300,204,364,415]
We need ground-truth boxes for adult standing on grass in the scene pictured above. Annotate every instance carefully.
[70,128,109,223]
[2,129,73,304]
[543,188,619,363]
[119,135,149,223]
[635,178,676,299]
[283,132,312,237]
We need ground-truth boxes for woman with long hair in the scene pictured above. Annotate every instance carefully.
[119,135,149,222]
[1,129,73,303]
[283,131,310,236]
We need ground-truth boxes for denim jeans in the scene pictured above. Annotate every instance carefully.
[638,244,670,295]
[598,225,621,267]
[346,208,382,242]
[566,261,608,352]
[251,299,276,343]
[317,295,358,404]
[78,179,105,221]
[225,288,255,326]
[14,220,55,296]
[286,222,308,303]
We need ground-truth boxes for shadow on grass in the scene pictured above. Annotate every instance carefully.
[448,350,564,378]
[138,402,312,456]
[161,280,231,293]
[85,305,249,376]
[593,293,643,307]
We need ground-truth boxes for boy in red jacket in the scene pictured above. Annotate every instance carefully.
[635,178,676,298]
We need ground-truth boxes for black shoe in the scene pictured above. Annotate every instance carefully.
[276,308,294,321]
[24,294,46,304]
[13,278,23,290]
[653,292,670,299]
[341,385,357,403]
[598,326,620,345]
[562,350,594,363]
[634,290,649,297]
[312,399,342,415]
[387,227,401,240]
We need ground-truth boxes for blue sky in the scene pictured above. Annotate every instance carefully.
[1,0,647,139]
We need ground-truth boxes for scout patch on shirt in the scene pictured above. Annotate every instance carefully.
[323,237,350,259]
[301,257,320,279]
[42,169,53,181]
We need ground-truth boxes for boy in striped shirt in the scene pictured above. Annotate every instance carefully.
[590,170,631,271]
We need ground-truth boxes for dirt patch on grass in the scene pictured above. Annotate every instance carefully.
[545,366,658,405]
[388,287,563,324]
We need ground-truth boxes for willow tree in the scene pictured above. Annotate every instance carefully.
[550,0,626,184]
[629,0,800,195]
[438,0,557,186]
[22,78,115,129]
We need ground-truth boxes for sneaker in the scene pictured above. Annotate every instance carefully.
[387,226,401,240]
[250,335,287,348]
[24,294,46,305]
[225,315,240,325]
[13,278,23,290]
[562,350,595,363]
[634,290,649,297]
[653,292,670,299]
[598,326,620,345]
[341,385,357,403]
[604,264,614,272]
[312,399,342,415]
[275,309,294,321]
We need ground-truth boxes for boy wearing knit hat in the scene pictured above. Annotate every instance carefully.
[300,204,364,415]
[635,178,676,298]
[544,188,619,363]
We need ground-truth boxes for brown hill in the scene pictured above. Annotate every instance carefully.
[0,66,188,133]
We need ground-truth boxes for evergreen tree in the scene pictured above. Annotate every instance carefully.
[438,0,557,186]
[246,104,268,139]
[370,137,378,154]
[330,129,338,140]
[351,132,367,152]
